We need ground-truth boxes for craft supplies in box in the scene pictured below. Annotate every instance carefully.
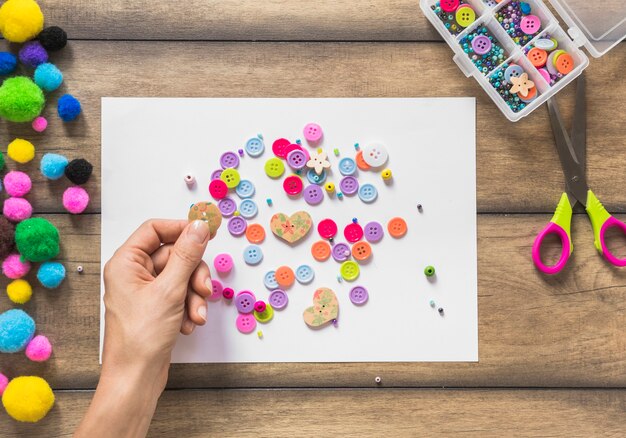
[421,0,626,121]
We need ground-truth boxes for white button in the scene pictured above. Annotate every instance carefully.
[361,143,389,167]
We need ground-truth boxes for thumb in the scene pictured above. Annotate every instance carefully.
[159,220,210,290]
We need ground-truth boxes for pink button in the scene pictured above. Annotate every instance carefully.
[208,279,223,301]
[209,179,228,199]
[272,138,291,158]
[303,123,323,143]
[538,67,550,84]
[520,15,541,35]
[344,223,364,243]
[236,313,257,334]
[440,0,459,13]
[318,218,338,239]
[213,253,234,274]
[283,175,303,196]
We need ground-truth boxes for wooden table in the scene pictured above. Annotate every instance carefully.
[2,1,625,436]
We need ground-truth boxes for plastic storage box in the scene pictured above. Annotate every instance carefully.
[420,0,626,121]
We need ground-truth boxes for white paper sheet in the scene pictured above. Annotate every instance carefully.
[101,98,477,363]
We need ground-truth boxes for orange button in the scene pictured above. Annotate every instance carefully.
[275,265,295,288]
[527,48,547,68]
[311,240,331,262]
[518,85,537,100]
[555,53,574,75]
[352,241,372,262]
[245,223,266,244]
[387,217,407,238]
[355,150,371,171]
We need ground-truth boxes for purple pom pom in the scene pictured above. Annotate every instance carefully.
[18,42,48,68]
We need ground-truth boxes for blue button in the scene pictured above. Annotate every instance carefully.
[295,264,315,284]
[307,168,326,185]
[239,199,258,219]
[264,270,278,289]
[243,245,263,265]
[504,65,524,83]
[245,137,265,157]
[236,180,255,198]
[358,183,378,203]
[338,157,356,176]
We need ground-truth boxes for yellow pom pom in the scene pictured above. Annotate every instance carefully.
[2,376,55,422]
[7,138,35,164]
[7,279,32,304]
[0,0,44,43]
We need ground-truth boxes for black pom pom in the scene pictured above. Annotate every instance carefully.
[65,158,93,185]
[0,216,16,259]
[38,26,68,51]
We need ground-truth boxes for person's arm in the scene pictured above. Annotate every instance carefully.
[75,219,214,438]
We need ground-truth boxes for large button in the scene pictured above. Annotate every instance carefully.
[471,35,492,56]
[555,52,574,74]
[228,216,247,236]
[246,223,266,243]
[254,303,274,323]
[307,168,326,185]
[361,144,389,168]
[318,219,338,239]
[338,157,357,176]
[295,264,315,284]
[303,122,323,143]
[358,183,378,203]
[504,64,524,83]
[440,0,459,13]
[235,290,256,313]
[265,157,285,178]
[287,149,308,170]
[535,38,557,51]
[214,253,234,273]
[349,286,369,305]
[243,244,263,265]
[283,175,304,196]
[520,15,540,35]
[455,5,476,28]
[239,199,258,219]
[311,240,331,261]
[218,197,237,217]
[235,180,255,198]
[236,313,257,334]
[303,184,324,205]
[351,241,372,262]
[245,137,265,157]
[339,176,359,196]
[269,289,288,310]
[272,138,291,158]
[210,169,223,181]
[340,260,360,281]
[387,217,407,238]
[344,222,364,243]
[208,279,223,301]
[264,270,279,289]
[275,265,295,288]
[332,242,351,262]
[527,47,547,68]
[220,168,241,188]
[355,151,371,170]
[209,179,228,199]
[363,221,384,243]
[220,152,240,169]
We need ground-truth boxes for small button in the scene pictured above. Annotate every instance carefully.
[287,149,308,170]
[535,38,556,51]
[235,290,256,314]
[283,143,307,159]
[351,241,372,262]
[520,15,540,35]
[355,151,371,170]
[338,157,357,176]
[235,180,255,198]
[387,217,407,238]
[555,52,574,75]
[210,169,223,181]
[254,302,274,323]
[236,313,257,334]
[440,0,459,13]
[209,179,228,199]
[218,197,237,217]
[228,216,247,236]
[269,289,288,310]
[340,260,360,281]
[275,265,295,288]
[265,157,285,178]
[504,64,524,83]
[245,223,266,243]
[220,168,241,189]
[303,122,323,143]
[527,47,547,68]
[214,253,234,273]
[332,242,351,262]
[263,270,279,289]
[344,222,364,243]
[238,199,258,219]
[358,183,378,203]
[243,244,263,265]
[220,152,240,169]
[209,279,223,301]
[349,286,369,305]
[455,5,476,28]
[245,137,265,157]
[311,240,331,261]
[471,35,492,56]
[272,138,291,158]
[318,219,338,239]
[339,176,359,196]
[363,221,384,243]
[307,168,326,185]
[303,184,323,205]
[362,143,389,168]
[283,175,304,196]
[295,264,315,284]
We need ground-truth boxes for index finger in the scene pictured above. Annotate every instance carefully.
[121,219,189,255]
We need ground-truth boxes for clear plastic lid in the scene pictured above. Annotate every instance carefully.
[550,0,626,57]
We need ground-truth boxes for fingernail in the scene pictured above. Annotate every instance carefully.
[184,319,195,334]
[198,305,207,322]
[205,278,213,296]
[188,220,210,243]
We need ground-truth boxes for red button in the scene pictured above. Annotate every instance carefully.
[272,138,291,158]
[209,179,228,199]
[344,223,364,243]
[317,218,338,239]
[440,0,459,13]
[283,175,303,196]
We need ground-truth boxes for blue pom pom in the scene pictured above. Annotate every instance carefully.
[0,52,17,75]
[57,94,81,122]
[37,262,66,289]
[41,153,69,180]
[34,63,64,92]
[0,309,35,353]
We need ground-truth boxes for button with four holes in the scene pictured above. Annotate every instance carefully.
[351,241,372,262]
[209,179,228,199]
[287,149,308,170]
[214,253,234,274]
[295,264,315,284]
[387,217,407,238]
[361,144,389,168]
[339,176,359,196]
[243,244,263,265]
[275,265,295,288]
[527,47,547,68]
[440,0,459,13]
[254,302,274,323]
[236,313,257,333]
[246,223,266,243]
[338,157,357,176]
[235,290,256,313]
[303,184,324,205]
[272,138,291,158]
[209,279,223,301]
[239,199,258,219]
[228,216,247,236]
[349,286,369,305]
[520,14,540,35]
[265,157,285,178]
[283,175,304,196]
[318,218,338,239]
[363,221,383,243]
[340,260,360,281]
[220,152,240,169]
[344,222,364,243]
[471,35,492,56]
[218,197,237,217]
[245,137,265,157]
[220,168,241,189]
[455,5,476,28]
[303,123,323,143]
[504,64,524,83]
[332,242,351,262]
[264,270,279,289]
[269,289,288,310]
[210,169,223,181]
[311,240,331,261]
[358,184,378,203]
[235,180,255,198]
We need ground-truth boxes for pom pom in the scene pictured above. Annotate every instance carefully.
[2,253,31,279]
[40,153,68,180]
[1,376,54,422]
[0,373,8,396]
[0,52,17,75]
[7,138,35,164]
[6,278,32,304]
[0,309,35,353]
[65,158,93,185]
[0,77,45,122]
[3,197,33,222]
[38,26,67,51]
[57,94,81,121]
[25,335,52,362]
[4,171,32,197]
[32,115,47,132]
[15,218,60,262]
[0,216,15,258]
[0,0,44,43]
[34,62,63,92]
[18,41,47,68]
[62,186,89,214]
[37,261,65,288]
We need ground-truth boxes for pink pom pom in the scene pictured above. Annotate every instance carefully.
[63,186,90,214]
[25,335,53,362]
[2,253,31,279]
[0,372,8,396]
[3,197,33,222]
[32,116,48,133]
[4,171,32,197]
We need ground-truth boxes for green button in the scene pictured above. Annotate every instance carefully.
[254,303,274,323]
[220,168,241,188]
[264,158,285,179]
[340,261,360,282]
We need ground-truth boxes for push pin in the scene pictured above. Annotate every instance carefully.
[266,198,273,206]
[438,307,444,316]
[354,143,360,151]
[333,148,340,156]
[77,265,84,274]
[375,376,382,384]
[184,174,195,187]
[238,149,244,157]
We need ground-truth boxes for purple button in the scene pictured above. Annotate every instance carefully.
[363,221,384,243]
[211,169,223,181]
[218,197,237,217]
[339,176,359,196]
[349,286,368,305]
[303,184,323,205]
[228,216,247,236]
[268,289,288,310]
[220,152,240,169]
[235,290,256,313]
[287,149,307,170]
[471,35,491,55]
[332,242,351,262]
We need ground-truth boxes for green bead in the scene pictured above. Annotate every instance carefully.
[424,266,436,277]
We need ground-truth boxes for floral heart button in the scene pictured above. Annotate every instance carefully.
[270,211,313,244]
[188,201,222,240]
[303,287,339,328]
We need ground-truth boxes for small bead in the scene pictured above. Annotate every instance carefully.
[354,143,360,150]
[329,237,334,243]
[375,376,382,384]
[352,218,358,223]
[257,133,264,139]
[417,203,423,211]
[424,266,436,277]
[438,307,444,315]
[337,192,343,199]
[266,198,272,206]
[184,174,195,186]
[429,300,435,308]
[333,148,340,156]
[337,275,343,282]
[257,330,263,338]
[325,182,335,193]
[77,265,84,273]
[238,149,244,157]
[234,211,240,216]
[296,139,301,145]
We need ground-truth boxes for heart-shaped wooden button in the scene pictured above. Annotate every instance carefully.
[303,287,339,328]
[270,211,313,244]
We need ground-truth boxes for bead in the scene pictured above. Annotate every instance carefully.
[375,376,382,384]
[438,307,444,315]
[238,149,244,157]
[337,274,343,283]
[325,182,335,193]
[337,192,343,199]
[333,148,340,156]
[184,174,195,186]
[257,330,263,338]
[417,203,423,211]
[354,143,360,150]
[429,300,435,308]
[77,265,83,273]
[266,198,272,206]
[352,218,358,223]
[424,266,436,277]
[381,168,392,180]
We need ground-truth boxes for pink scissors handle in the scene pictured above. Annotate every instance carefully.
[532,221,572,275]
[599,216,626,267]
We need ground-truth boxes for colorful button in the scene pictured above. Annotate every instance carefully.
[265,157,285,178]
[311,240,331,261]
[236,313,257,334]
[209,279,223,301]
[235,180,255,198]
[220,152,240,169]
[318,218,338,239]
[520,15,540,35]
[340,260,360,281]
[303,184,324,205]
[220,168,241,189]
[547,50,561,75]
[344,222,364,243]
[269,289,288,310]
[245,137,265,157]
[535,38,556,51]
[440,0,459,13]
[209,179,228,199]
[339,176,359,196]
[235,290,256,313]
[222,287,234,299]
[264,270,279,289]
[362,144,388,168]
[355,151,371,170]
[455,5,476,28]
[358,184,378,203]
[214,253,234,274]
[504,64,524,83]
[303,123,323,143]
[275,266,295,288]
[349,286,369,305]
[295,264,315,284]
[555,52,574,74]
[472,35,492,56]
[538,67,551,84]
[283,175,303,196]
[218,197,237,217]
[364,221,384,243]
[387,217,407,238]
[246,223,265,243]
[332,242,351,262]
[307,168,326,185]
[243,244,263,265]
[239,199,258,219]
[228,216,247,236]
[254,302,274,323]
[351,241,372,262]
[527,47,547,68]
[210,169,223,181]
[272,138,291,158]
[287,149,308,170]
[338,157,357,176]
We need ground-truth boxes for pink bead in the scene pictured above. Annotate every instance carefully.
[4,171,32,197]
[2,253,31,279]
[222,287,234,299]
[62,186,90,214]
[3,197,33,222]
[25,335,53,362]
[0,372,8,396]
[32,116,48,133]
[254,300,266,313]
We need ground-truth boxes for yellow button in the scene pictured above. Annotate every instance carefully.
[340,261,360,282]
[455,5,476,28]
[220,168,240,189]
[254,303,274,323]
[265,157,285,179]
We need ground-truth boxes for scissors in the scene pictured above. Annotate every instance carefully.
[532,73,626,275]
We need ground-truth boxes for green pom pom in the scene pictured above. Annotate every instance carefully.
[15,218,60,262]
[0,76,45,122]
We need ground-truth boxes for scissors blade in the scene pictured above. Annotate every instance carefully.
[570,73,586,171]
